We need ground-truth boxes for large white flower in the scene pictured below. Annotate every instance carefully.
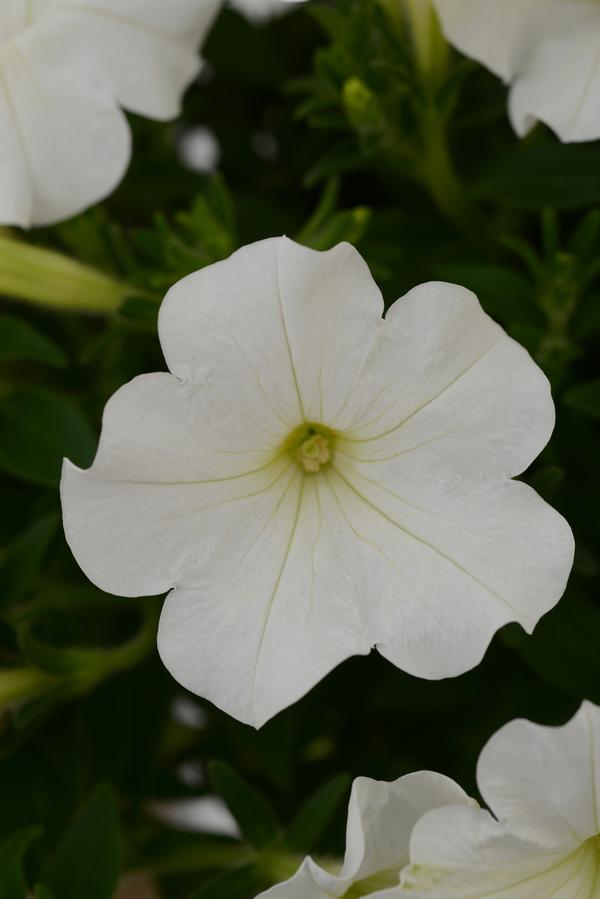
[402,701,600,897]
[60,237,574,727]
[432,0,600,142]
[0,0,221,227]
[257,773,470,899]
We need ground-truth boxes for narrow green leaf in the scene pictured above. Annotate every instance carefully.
[0,515,59,607]
[0,316,66,368]
[0,387,95,486]
[208,761,281,850]
[186,865,265,899]
[0,827,41,899]
[42,784,122,899]
[285,774,350,853]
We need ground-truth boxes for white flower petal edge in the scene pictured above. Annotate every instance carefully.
[432,0,600,143]
[403,701,600,897]
[0,0,221,227]
[256,772,471,898]
[61,237,574,727]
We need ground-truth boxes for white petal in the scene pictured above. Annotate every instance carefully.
[432,0,546,81]
[157,474,372,727]
[61,371,288,598]
[337,282,554,481]
[433,0,600,143]
[158,237,385,429]
[256,773,470,898]
[340,772,471,882]
[405,805,597,897]
[324,458,573,680]
[0,23,130,226]
[49,0,222,120]
[477,701,600,849]
[256,858,343,899]
[508,5,600,142]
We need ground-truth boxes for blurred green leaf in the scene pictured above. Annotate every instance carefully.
[0,515,59,607]
[186,864,265,899]
[285,774,350,853]
[0,316,66,368]
[564,380,600,421]
[209,761,281,850]
[41,784,121,899]
[0,827,41,899]
[476,142,600,210]
[0,387,95,486]
[503,590,600,704]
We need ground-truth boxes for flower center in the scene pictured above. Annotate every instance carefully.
[281,423,337,474]
[342,870,401,897]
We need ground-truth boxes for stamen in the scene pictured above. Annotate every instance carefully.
[297,433,331,473]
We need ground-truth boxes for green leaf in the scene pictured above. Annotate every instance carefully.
[475,142,600,210]
[0,387,95,486]
[208,761,281,850]
[41,784,121,899]
[0,515,59,607]
[0,316,66,368]
[0,827,41,899]
[186,865,265,899]
[503,590,600,704]
[34,888,56,899]
[564,380,600,421]
[285,774,350,853]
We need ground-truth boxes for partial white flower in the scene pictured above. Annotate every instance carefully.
[229,0,308,23]
[0,0,221,227]
[257,773,470,898]
[60,237,574,727]
[432,0,600,142]
[403,701,600,897]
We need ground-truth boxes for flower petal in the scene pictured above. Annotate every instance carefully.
[1,23,130,226]
[325,464,573,679]
[157,475,372,727]
[256,858,343,899]
[337,282,554,481]
[477,701,600,849]
[50,0,221,120]
[432,0,546,81]
[158,237,385,427]
[340,772,471,882]
[508,5,600,142]
[404,804,593,897]
[256,773,470,898]
[61,371,289,597]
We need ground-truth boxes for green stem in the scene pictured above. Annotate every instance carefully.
[417,105,470,227]
[0,233,146,314]
[0,666,58,711]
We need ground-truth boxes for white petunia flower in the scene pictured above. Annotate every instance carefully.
[60,237,574,727]
[432,0,600,143]
[0,0,221,227]
[256,772,471,899]
[402,701,600,898]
